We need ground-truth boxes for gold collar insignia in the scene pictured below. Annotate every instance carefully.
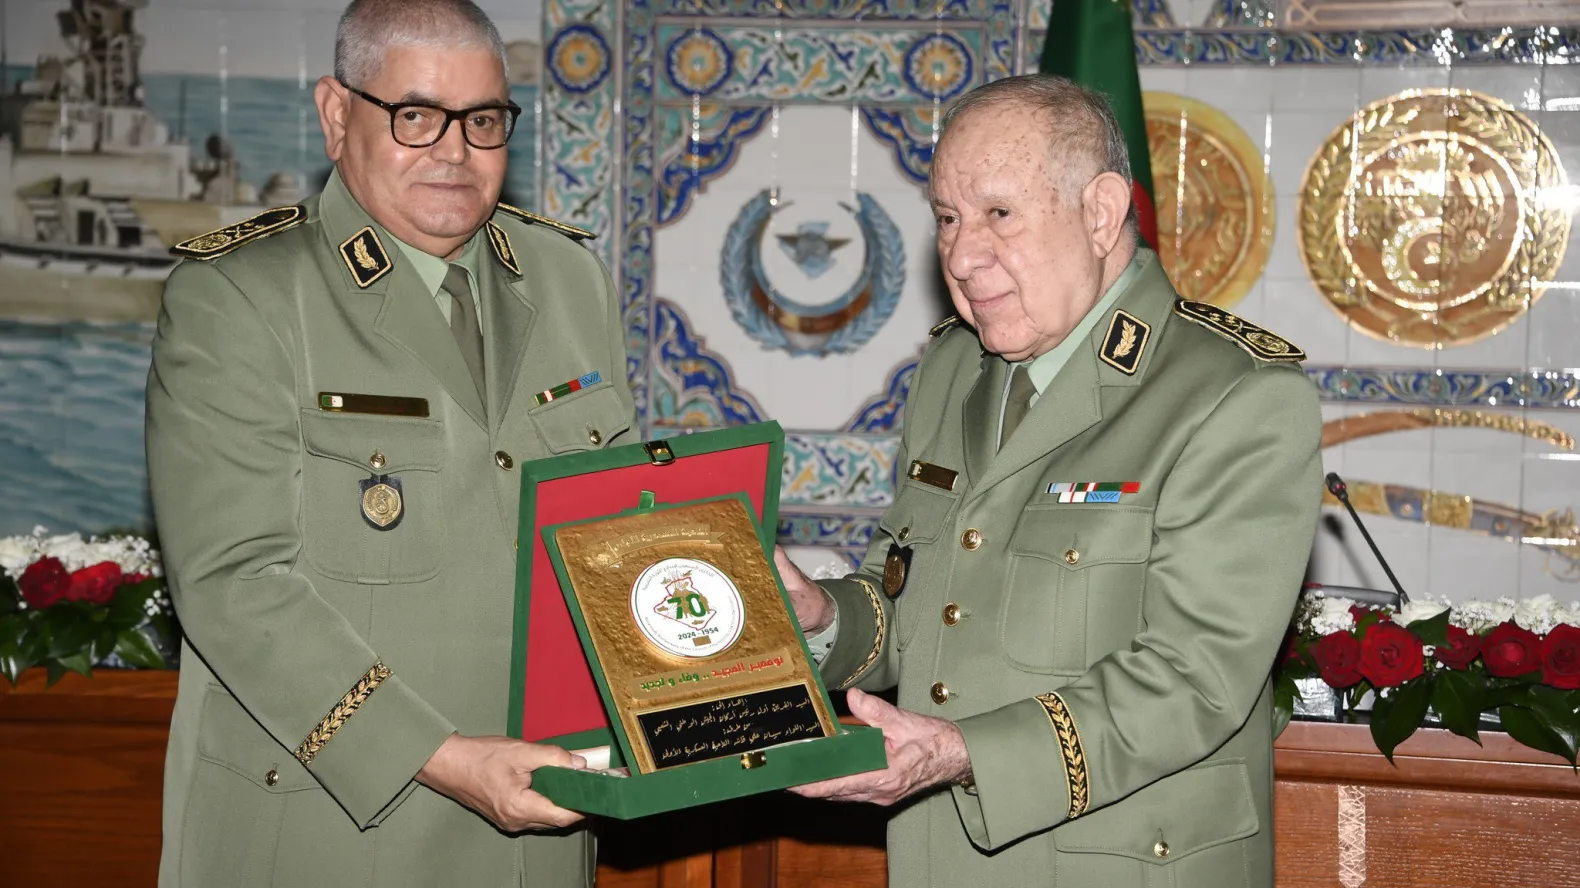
[485,221,521,275]
[339,227,392,288]
[1099,309,1151,376]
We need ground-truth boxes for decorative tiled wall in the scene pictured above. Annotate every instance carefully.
[542,0,1580,597]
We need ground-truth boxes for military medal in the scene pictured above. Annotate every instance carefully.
[359,475,404,530]
[882,544,911,599]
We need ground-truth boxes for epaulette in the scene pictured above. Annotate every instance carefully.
[170,206,305,259]
[496,203,595,241]
[1173,299,1306,362]
[930,315,964,338]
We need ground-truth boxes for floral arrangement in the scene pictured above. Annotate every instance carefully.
[0,526,176,686]
[1277,588,1580,763]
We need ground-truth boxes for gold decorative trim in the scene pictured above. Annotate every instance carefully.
[1035,691,1090,819]
[170,205,305,259]
[295,660,392,766]
[930,316,963,338]
[838,578,887,690]
[496,202,595,240]
[1321,408,1574,451]
[1173,299,1306,362]
[338,227,392,289]
[485,221,521,275]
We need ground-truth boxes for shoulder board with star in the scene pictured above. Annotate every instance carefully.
[495,203,595,241]
[930,315,964,338]
[1172,299,1306,363]
[170,205,306,260]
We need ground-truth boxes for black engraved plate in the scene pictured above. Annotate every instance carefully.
[636,683,825,770]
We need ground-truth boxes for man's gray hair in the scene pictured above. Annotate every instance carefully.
[936,74,1134,226]
[335,0,509,89]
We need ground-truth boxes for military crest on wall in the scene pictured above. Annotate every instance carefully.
[720,190,905,357]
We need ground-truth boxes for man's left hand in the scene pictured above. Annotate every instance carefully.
[789,688,971,805]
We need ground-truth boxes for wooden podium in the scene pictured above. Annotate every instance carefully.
[4,669,1578,887]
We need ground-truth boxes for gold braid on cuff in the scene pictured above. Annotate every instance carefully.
[295,660,392,766]
[838,578,887,690]
[1035,692,1090,819]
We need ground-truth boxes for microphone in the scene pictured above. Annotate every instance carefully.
[1325,472,1410,606]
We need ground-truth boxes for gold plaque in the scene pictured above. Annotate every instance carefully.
[1144,92,1274,310]
[1297,88,1571,348]
[549,497,837,775]
[360,481,402,528]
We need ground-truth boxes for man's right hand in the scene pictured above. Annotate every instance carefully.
[416,734,586,832]
[774,545,835,635]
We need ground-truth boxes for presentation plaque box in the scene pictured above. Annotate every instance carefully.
[508,423,885,819]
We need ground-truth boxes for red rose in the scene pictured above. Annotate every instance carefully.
[66,561,123,606]
[1541,624,1580,690]
[1313,631,1363,688]
[1482,621,1543,678]
[18,557,72,609]
[1434,624,1483,670]
[1280,629,1306,666]
[1358,621,1425,687]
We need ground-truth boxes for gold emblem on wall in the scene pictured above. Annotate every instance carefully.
[1298,89,1571,348]
[1143,92,1274,309]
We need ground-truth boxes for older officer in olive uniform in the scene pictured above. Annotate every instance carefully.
[780,75,1322,887]
[146,2,634,885]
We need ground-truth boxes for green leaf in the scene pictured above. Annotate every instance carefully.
[0,576,20,614]
[56,650,93,678]
[44,610,97,659]
[1527,686,1580,752]
[1404,610,1451,647]
[112,629,167,670]
[1483,679,1534,711]
[1273,670,1299,738]
[1370,677,1434,762]
[90,627,120,663]
[1431,669,1484,744]
[1499,704,1578,765]
[44,659,67,687]
[108,584,157,626]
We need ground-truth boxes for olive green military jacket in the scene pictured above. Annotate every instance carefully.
[817,253,1322,888]
[146,171,636,888]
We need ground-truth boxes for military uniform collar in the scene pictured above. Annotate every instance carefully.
[1085,247,1175,388]
[318,168,523,293]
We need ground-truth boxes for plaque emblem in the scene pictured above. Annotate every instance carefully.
[631,557,746,658]
[1143,92,1273,310]
[882,544,911,599]
[1298,89,1571,347]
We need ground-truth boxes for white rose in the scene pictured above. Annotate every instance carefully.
[1310,596,1357,636]
[1556,603,1580,627]
[0,536,37,576]
[1515,594,1560,635]
[1490,597,1517,624]
[1397,598,1449,627]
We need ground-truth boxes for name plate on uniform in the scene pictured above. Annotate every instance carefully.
[543,495,837,775]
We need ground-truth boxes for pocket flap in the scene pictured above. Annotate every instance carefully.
[527,382,631,454]
[1009,506,1152,569]
[196,687,318,793]
[1053,760,1258,863]
[877,480,959,546]
[300,410,443,474]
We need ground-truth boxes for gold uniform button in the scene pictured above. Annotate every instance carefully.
[495,450,514,470]
[930,681,950,705]
[265,769,280,787]
[369,452,386,470]
[588,429,602,445]
[898,526,911,542]
[942,603,961,626]
[1064,548,1080,565]
[961,528,982,550]
[1153,841,1170,859]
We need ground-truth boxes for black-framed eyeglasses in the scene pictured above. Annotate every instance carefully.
[345,84,521,150]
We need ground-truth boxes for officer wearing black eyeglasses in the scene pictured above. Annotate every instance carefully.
[146,1,635,885]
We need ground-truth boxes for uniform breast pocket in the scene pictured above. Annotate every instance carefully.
[527,381,631,454]
[298,409,445,585]
[876,480,959,649]
[1001,506,1153,674]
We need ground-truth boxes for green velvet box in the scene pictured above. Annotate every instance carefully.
[508,422,886,819]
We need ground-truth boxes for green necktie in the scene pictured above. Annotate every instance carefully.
[999,364,1035,451]
[443,264,486,404]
